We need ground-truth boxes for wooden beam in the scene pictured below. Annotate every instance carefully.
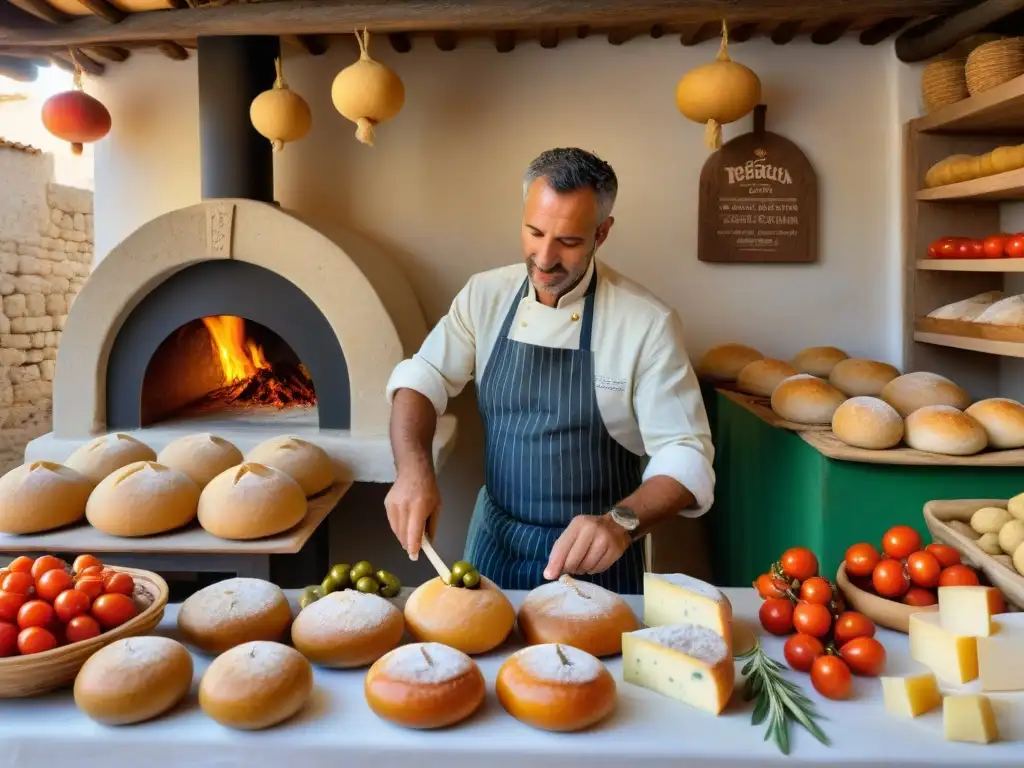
[859,16,910,44]
[7,0,73,24]
[157,40,188,59]
[608,26,641,44]
[434,30,457,50]
[77,0,127,24]
[770,20,801,43]
[495,29,516,51]
[576,25,590,38]
[679,22,719,45]
[728,22,759,42]
[48,52,74,72]
[810,18,852,43]
[650,23,664,38]
[295,34,329,55]
[538,27,559,48]
[69,47,104,74]
[388,32,412,52]
[895,0,1024,62]
[85,44,130,61]
[0,53,37,81]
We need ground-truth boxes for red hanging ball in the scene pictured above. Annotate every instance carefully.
[41,89,111,155]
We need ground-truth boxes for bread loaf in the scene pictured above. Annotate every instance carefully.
[198,462,306,540]
[696,343,763,383]
[156,433,243,489]
[245,436,334,497]
[177,577,293,654]
[770,374,847,425]
[974,294,1024,326]
[831,397,904,450]
[927,291,1004,321]
[904,405,987,456]
[291,590,404,668]
[735,358,798,398]
[0,460,93,534]
[85,461,200,537]
[881,372,971,418]
[791,346,849,377]
[965,398,1024,449]
[828,358,900,397]
[404,576,515,655]
[64,433,157,485]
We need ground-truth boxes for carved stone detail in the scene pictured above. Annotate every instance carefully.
[206,203,235,259]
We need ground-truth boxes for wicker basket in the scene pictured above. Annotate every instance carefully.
[966,37,1024,96]
[0,565,169,698]
[922,58,968,112]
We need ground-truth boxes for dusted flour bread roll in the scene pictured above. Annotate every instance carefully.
[291,590,404,668]
[828,358,900,397]
[86,461,200,537]
[696,343,763,383]
[74,637,193,725]
[364,642,486,729]
[770,374,847,425]
[65,433,157,484]
[156,433,243,489]
[199,641,313,730]
[831,397,904,450]
[198,462,306,540]
[177,577,293,654]
[904,405,988,456]
[404,576,515,655]
[880,371,971,418]
[735,358,799,398]
[791,346,849,377]
[496,643,616,732]
[0,460,93,534]
[928,291,1005,321]
[517,575,639,657]
[965,398,1024,449]
[245,436,334,497]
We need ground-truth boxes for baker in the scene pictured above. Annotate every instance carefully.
[384,147,714,593]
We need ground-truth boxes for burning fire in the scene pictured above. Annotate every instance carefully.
[202,315,269,384]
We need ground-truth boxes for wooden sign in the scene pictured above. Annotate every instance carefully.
[698,105,818,264]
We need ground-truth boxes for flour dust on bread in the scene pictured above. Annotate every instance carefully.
[291,589,404,668]
[831,396,905,450]
[177,577,293,654]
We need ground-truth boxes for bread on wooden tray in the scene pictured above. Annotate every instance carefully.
[770,374,846,425]
[198,462,306,540]
[734,358,798,398]
[85,461,200,537]
[927,291,1004,321]
[880,371,971,418]
[291,590,404,668]
[903,405,987,456]
[403,576,515,655]
[965,398,1024,450]
[156,433,244,489]
[828,358,900,397]
[0,460,93,534]
[790,345,849,377]
[831,396,904,450]
[696,343,763,383]
[64,433,157,485]
[245,435,334,497]
[177,577,293,654]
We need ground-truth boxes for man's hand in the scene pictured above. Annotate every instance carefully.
[543,514,631,580]
[385,465,441,560]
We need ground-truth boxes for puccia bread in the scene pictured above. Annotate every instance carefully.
[904,405,988,456]
[404,576,516,655]
[791,346,849,377]
[86,461,200,537]
[831,397,904,450]
[696,343,763,383]
[880,371,971,418]
[828,358,900,397]
[198,462,306,540]
[735,358,798,398]
[0,460,93,534]
[177,577,293,654]
[157,433,243,489]
[245,436,334,497]
[965,398,1024,449]
[770,374,847,425]
[291,590,404,668]
[65,433,156,484]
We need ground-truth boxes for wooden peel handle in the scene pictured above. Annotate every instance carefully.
[419,533,451,584]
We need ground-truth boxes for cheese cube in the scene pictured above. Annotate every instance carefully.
[978,613,1024,693]
[621,623,734,715]
[880,673,942,718]
[943,694,999,744]
[938,586,1003,637]
[642,573,732,638]
[909,611,978,684]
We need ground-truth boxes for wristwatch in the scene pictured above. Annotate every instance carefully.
[607,506,641,541]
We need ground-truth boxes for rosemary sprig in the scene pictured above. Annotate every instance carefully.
[735,638,830,755]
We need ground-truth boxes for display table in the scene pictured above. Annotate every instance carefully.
[0,587,1019,766]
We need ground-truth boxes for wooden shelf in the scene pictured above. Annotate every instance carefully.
[913,317,1024,359]
[917,167,1024,201]
[916,258,1024,271]
[914,74,1024,135]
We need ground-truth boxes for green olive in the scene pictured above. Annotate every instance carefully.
[329,563,351,589]
[376,569,400,587]
[447,572,465,587]
[356,576,380,594]
[378,579,401,598]
[462,570,481,589]
[299,585,322,610]
[320,573,340,595]
[350,561,374,582]
[450,560,472,579]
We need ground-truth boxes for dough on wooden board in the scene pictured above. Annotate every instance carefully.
[831,397,904,450]
[974,294,1024,326]
[880,372,971,418]
[403,576,515,655]
[65,433,157,484]
[828,358,901,397]
[0,460,93,534]
[770,374,847,425]
[965,398,1024,450]
[735,358,798,398]
[927,291,1004,321]
[198,462,306,540]
[85,461,200,537]
[245,436,334,497]
[291,590,404,668]
[156,433,244,489]
[177,577,293,654]
[904,405,988,456]
[695,343,763,383]
[790,346,849,377]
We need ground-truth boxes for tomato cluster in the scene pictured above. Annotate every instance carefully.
[0,554,138,657]
[927,233,1024,260]
[754,546,886,701]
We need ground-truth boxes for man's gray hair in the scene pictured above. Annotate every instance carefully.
[523,147,618,223]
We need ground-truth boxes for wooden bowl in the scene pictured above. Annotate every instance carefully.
[0,565,169,698]
[835,563,937,634]
[923,499,1024,611]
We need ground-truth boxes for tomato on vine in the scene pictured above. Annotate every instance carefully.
[753,573,787,600]
[839,636,887,677]
[799,577,833,606]
[759,597,795,636]
[784,633,824,672]
[793,601,832,638]
[780,547,819,583]
[833,611,875,647]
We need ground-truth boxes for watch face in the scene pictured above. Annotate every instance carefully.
[613,507,639,530]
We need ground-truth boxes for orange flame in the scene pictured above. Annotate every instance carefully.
[202,316,269,384]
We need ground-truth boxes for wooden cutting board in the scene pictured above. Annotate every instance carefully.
[801,431,1024,467]
[717,388,831,432]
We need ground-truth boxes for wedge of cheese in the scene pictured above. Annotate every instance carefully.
[621,623,734,716]
[642,573,732,639]
[938,586,1003,637]
[909,611,978,684]
[978,612,1024,692]
[880,673,942,718]
[943,694,999,744]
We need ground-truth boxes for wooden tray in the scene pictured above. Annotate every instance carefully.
[915,316,1024,344]
[717,388,831,432]
[835,562,937,634]
[801,431,1024,467]
[923,499,1024,611]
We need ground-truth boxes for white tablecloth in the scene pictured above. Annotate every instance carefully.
[0,587,1020,767]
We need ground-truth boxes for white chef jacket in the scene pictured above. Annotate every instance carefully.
[385,258,715,516]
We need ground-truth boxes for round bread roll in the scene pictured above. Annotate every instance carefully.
[85,461,200,537]
[831,397,904,450]
[828,358,901,397]
[735,358,799,398]
[64,433,157,485]
[880,371,971,418]
[404,576,515,655]
[291,590,404,668]
[770,374,847,425]
[965,398,1024,450]
[0,460,93,534]
[696,343,763,383]
[199,641,313,730]
[198,462,306,540]
[156,433,244,489]
[517,575,639,657]
[496,643,616,732]
[177,577,293,654]
[245,436,334,497]
[74,636,193,725]
[904,405,988,456]
[791,346,849,377]
[364,641,486,729]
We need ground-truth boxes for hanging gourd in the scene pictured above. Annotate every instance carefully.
[330,28,405,146]
[40,51,111,156]
[675,21,761,151]
[249,56,312,152]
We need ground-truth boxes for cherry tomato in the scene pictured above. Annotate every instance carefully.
[793,601,833,638]
[844,543,880,578]
[983,234,1010,259]
[907,550,942,588]
[53,589,91,623]
[0,568,7,582]
[925,543,960,569]
[882,526,922,559]
[103,572,135,597]
[955,238,985,259]
[939,564,980,587]
[29,555,65,582]
[78,565,104,579]
[759,597,795,636]
[75,576,104,600]
[833,611,876,647]
[872,558,910,598]
[753,573,787,600]
[64,614,101,644]
[0,621,17,657]
[935,237,962,259]
[811,655,852,700]
[784,633,825,672]
[72,554,102,576]
[799,577,833,606]
[1,571,34,596]
[17,626,56,655]
[780,547,819,582]
[7,556,33,574]
[35,568,73,602]
[1006,233,1024,259]
[840,636,887,677]
[91,593,137,629]
[17,599,55,630]
[0,591,27,623]
[903,587,938,606]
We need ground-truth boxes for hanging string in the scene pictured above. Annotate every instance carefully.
[717,19,730,60]
[67,47,83,90]
[704,20,730,150]
[355,27,371,59]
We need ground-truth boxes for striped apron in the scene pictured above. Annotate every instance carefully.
[464,271,646,594]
